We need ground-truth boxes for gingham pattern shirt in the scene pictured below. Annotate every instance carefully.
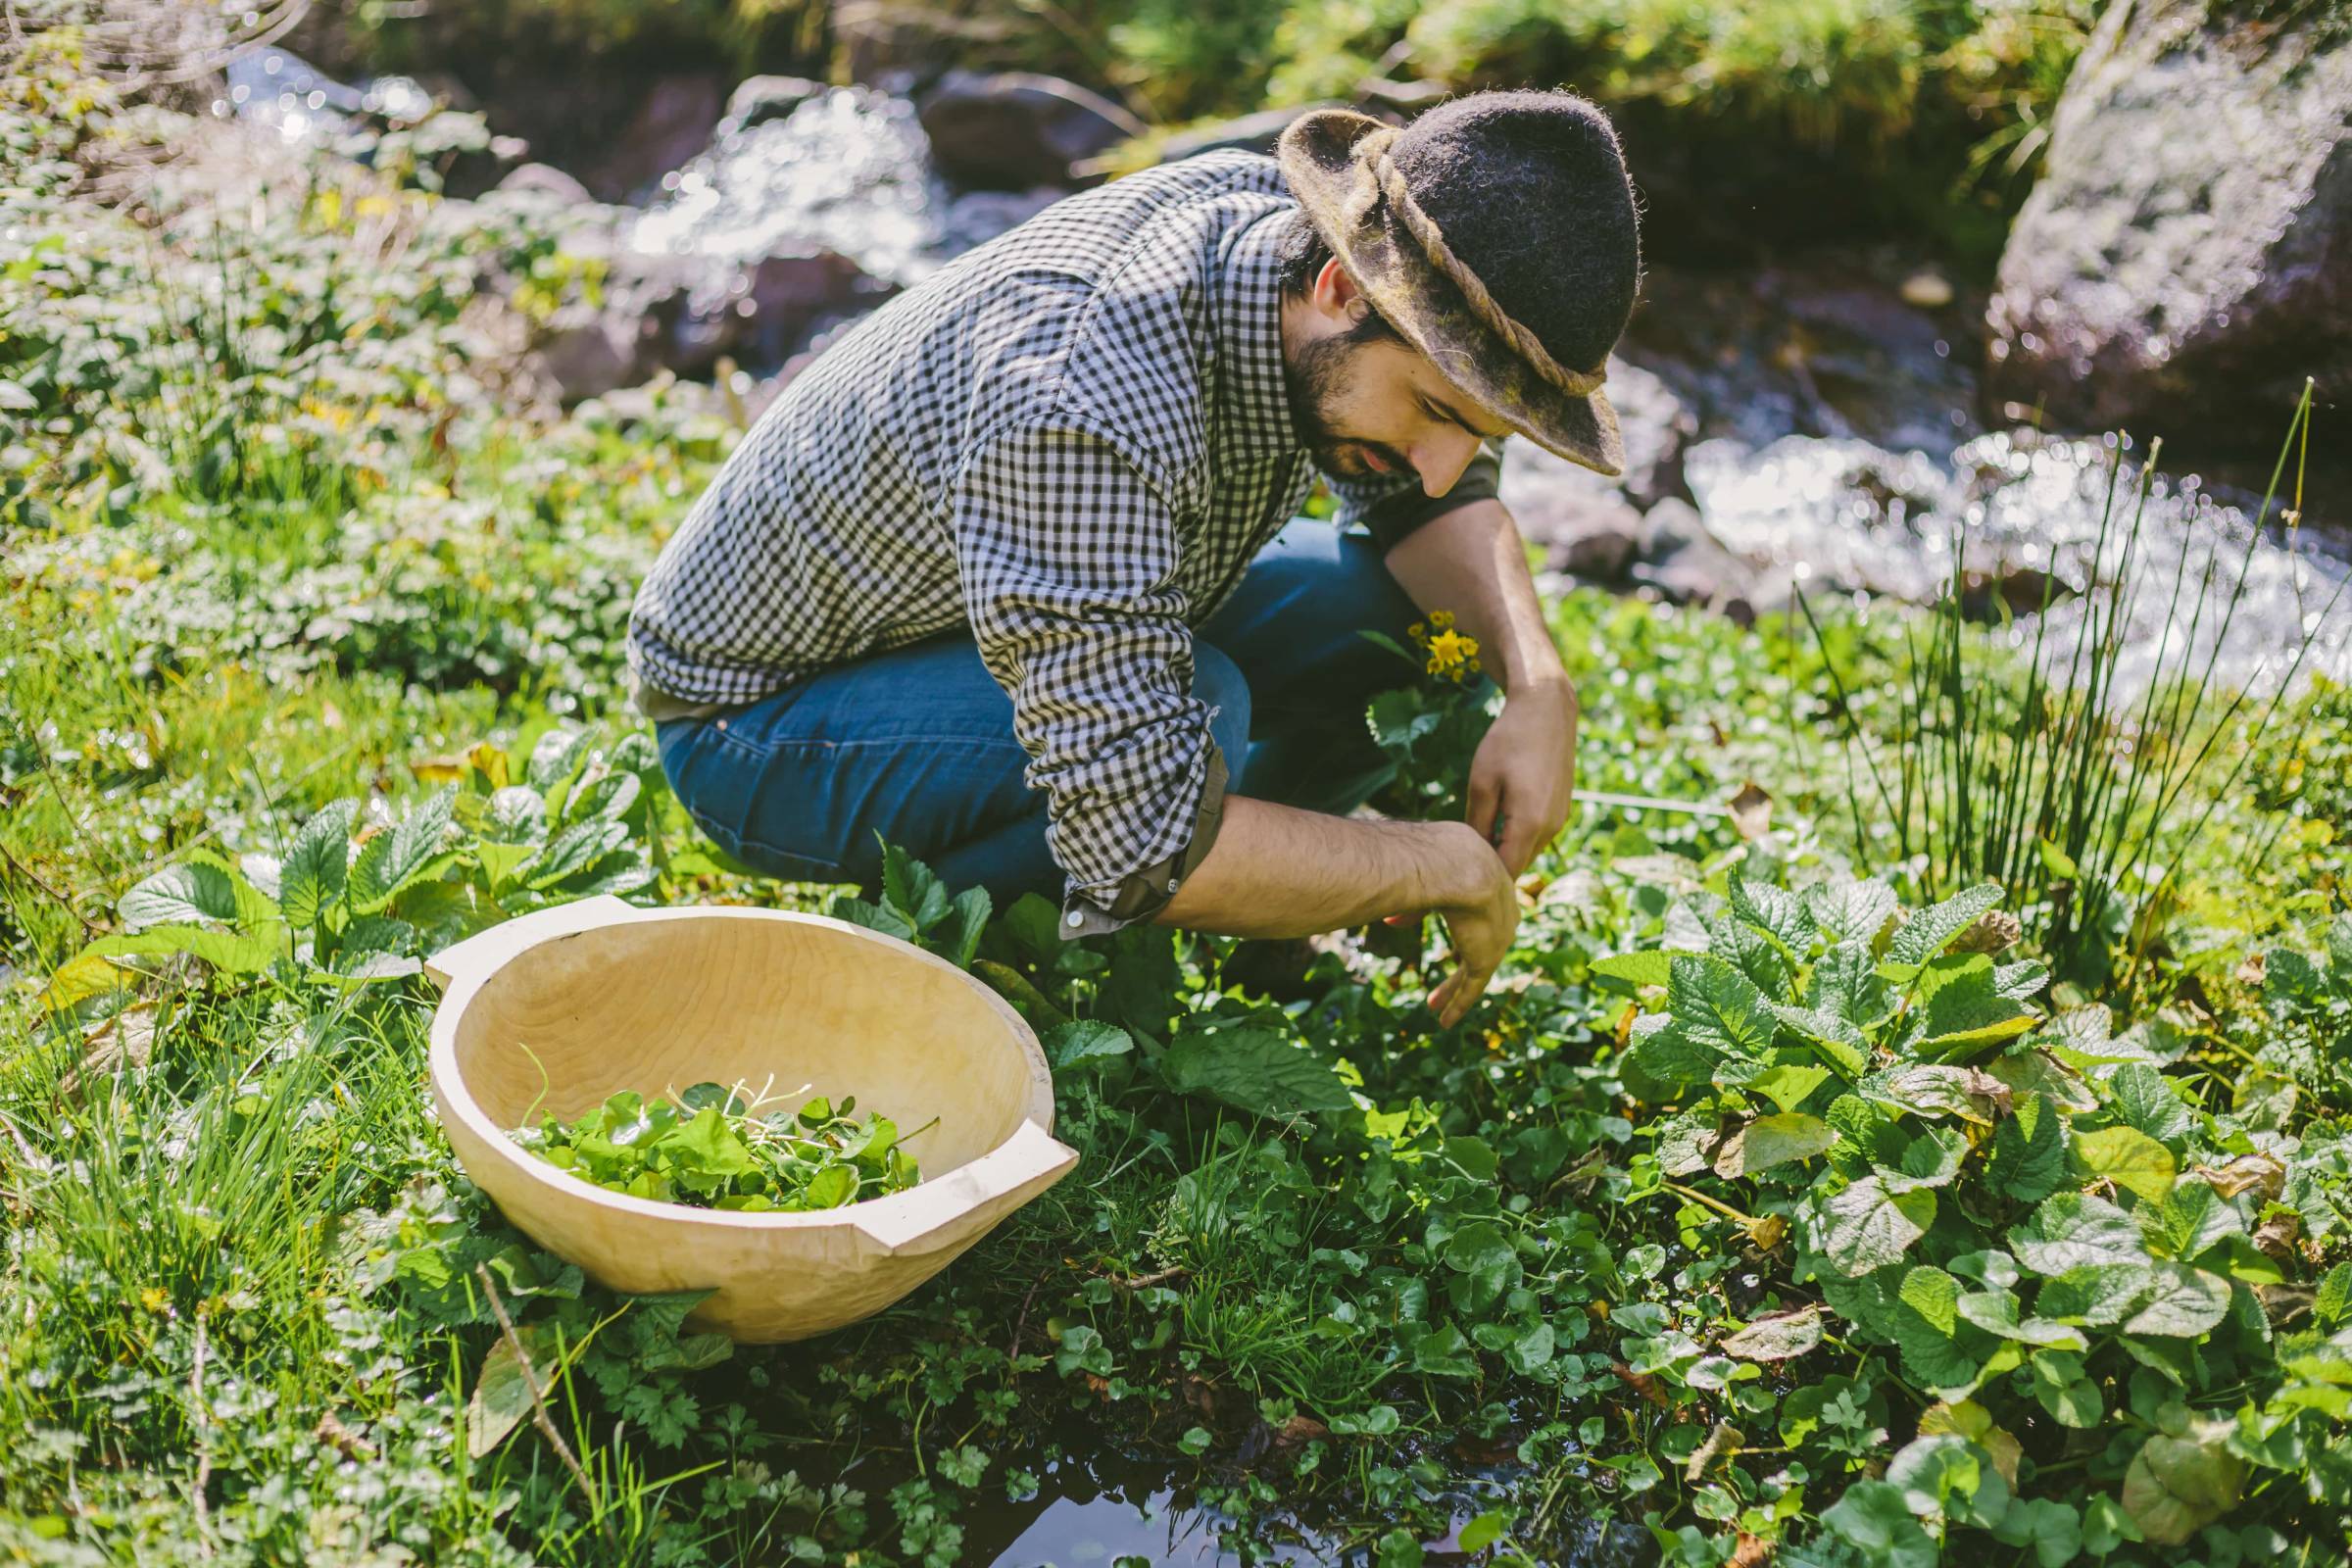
[627,150,1499,929]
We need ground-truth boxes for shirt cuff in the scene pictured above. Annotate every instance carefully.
[1360,445,1502,553]
[1058,740,1230,939]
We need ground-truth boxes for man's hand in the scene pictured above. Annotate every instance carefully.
[1464,677,1580,876]
[1423,822,1519,1028]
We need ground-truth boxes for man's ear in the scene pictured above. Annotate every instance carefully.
[1314,256,1365,321]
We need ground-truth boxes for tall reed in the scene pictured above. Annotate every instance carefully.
[1801,384,2335,990]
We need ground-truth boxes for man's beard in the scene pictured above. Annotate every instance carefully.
[1283,325,1402,480]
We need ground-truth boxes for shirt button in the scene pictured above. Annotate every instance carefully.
[1066,910,1083,928]
[1167,878,1180,894]
[715,718,727,731]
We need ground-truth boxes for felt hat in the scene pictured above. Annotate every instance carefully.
[1276,91,1642,477]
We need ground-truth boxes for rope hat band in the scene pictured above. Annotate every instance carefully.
[1348,125,1610,402]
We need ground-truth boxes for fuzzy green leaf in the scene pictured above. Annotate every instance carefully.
[1721,1308,1823,1362]
[2121,1430,2244,1545]
[1671,954,1776,1057]
[1807,879,1897,948]
[1887,883,2005,969]
[1159,1027,1351,1118]
[120,858,245,931]
[277,800,358,928]
[2034,1263,2154,1327]
[2011,1194,2144,1276]
[1985,1092,2070,1204]
[1818,1176,1936,1277]
[349,787,457,912]
[2074,1125,2177,1202]
[1712,1112,1835,1178]
[2120,1262,2231,1338]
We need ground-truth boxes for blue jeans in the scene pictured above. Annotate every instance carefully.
[655,519,1421,906]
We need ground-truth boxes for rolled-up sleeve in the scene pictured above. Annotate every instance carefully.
[1321,440,1504,552]
[952,421,1229,937]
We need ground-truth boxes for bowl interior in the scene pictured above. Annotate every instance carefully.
[451,912,1035,1181]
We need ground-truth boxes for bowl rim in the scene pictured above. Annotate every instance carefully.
[427,902,1058,1234]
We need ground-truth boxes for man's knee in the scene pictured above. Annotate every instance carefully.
[1194,642,1251,777]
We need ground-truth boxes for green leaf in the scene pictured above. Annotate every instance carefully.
[1159,1027,1351,1118]
[1730,875,1814,958]
[2315,1261,2352,1329]
[1457,1511,1506,1554]
[2010,1193,2144,1276]
[2034,1263,2154,1327]
[2120,1262,2231,1338]
[1817,1176,1935,1277]
[1592,951,1679,988]
[1721,1308,1823,1362]
[483,785,550,844]
[520,816,627,892]
[349,787,458,912]
[82,925,282,975]
[2145,1178,2241,1260]
[1917,958,2039,1057]
[1810,941,1897,1030]
[1807,879,1897,947]
[526,727,592,792]
[1622,1018,1721,1096]
[466,1324,565,1458]
[1669,955,1775,1059]
[120,859,244,930]
[932,884,991,968]
[2074,1125,2177,1202]
[831,897,918,942]
[1045,1020,1132,1070]
[882,842,953,933]
[2106,1063,2194,1147]
[1883,1125,1970,1193]
[2030,1350,2102,1427]
[1952,1288,2086,1349]
[1886,883,2005,969]
[2121,1430,2244,1545]
[1712,1112,1835,1178]
[1820,1480,1937,1568]
[1766,1003,1871,1077]
[277,800,358,927]
[1993,1494,2083,1568]
[1985,1092,2069,1204]
[1745,1062,1832,1114]
[1899,1266,1959,1336]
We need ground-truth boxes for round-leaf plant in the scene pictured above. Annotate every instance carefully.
[514,1084,928,1211]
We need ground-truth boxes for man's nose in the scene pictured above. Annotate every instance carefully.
[1411,427,1486,496]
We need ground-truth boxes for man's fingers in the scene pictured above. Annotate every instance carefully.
[1465,768,1502,847]
[1437,961,1495,1028]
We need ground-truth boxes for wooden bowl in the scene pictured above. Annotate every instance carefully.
[424,896,1077,1342]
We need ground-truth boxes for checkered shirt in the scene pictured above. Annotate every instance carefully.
[627,150,1500,930]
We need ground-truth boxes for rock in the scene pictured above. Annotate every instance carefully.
[1984,0,2352,456]
[493,162,592,207]
[916,71,1145,190]
[721,74,825,134]
[1633,498,1759,622]
[1601,357,1698,511]
[1358,78,1451,113]
[1495,354,1694,564]
[1157,104,1345,165]
[578,72,726,201]
[1499,441,1644,581]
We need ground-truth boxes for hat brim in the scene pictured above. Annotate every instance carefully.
[1275,106,1626,479]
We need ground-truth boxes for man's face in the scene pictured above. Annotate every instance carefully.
[1282,260,1511,496]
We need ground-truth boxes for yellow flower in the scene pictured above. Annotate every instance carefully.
[1425,628,1480,682]
[1429,609,1454,631]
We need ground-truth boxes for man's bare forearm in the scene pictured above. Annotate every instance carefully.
[1382,498,1570,696]
[1153,795,1495,937]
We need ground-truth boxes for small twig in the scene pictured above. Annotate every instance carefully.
[1105,1265,1188,1292]
[190,1305,214,1556]
[1007,1273,1044,1375]
[476,1264,618,1554]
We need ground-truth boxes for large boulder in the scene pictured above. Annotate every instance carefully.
[1497,355,1696,578]
[1985,0,2351,454]
[916,71,1144,189]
